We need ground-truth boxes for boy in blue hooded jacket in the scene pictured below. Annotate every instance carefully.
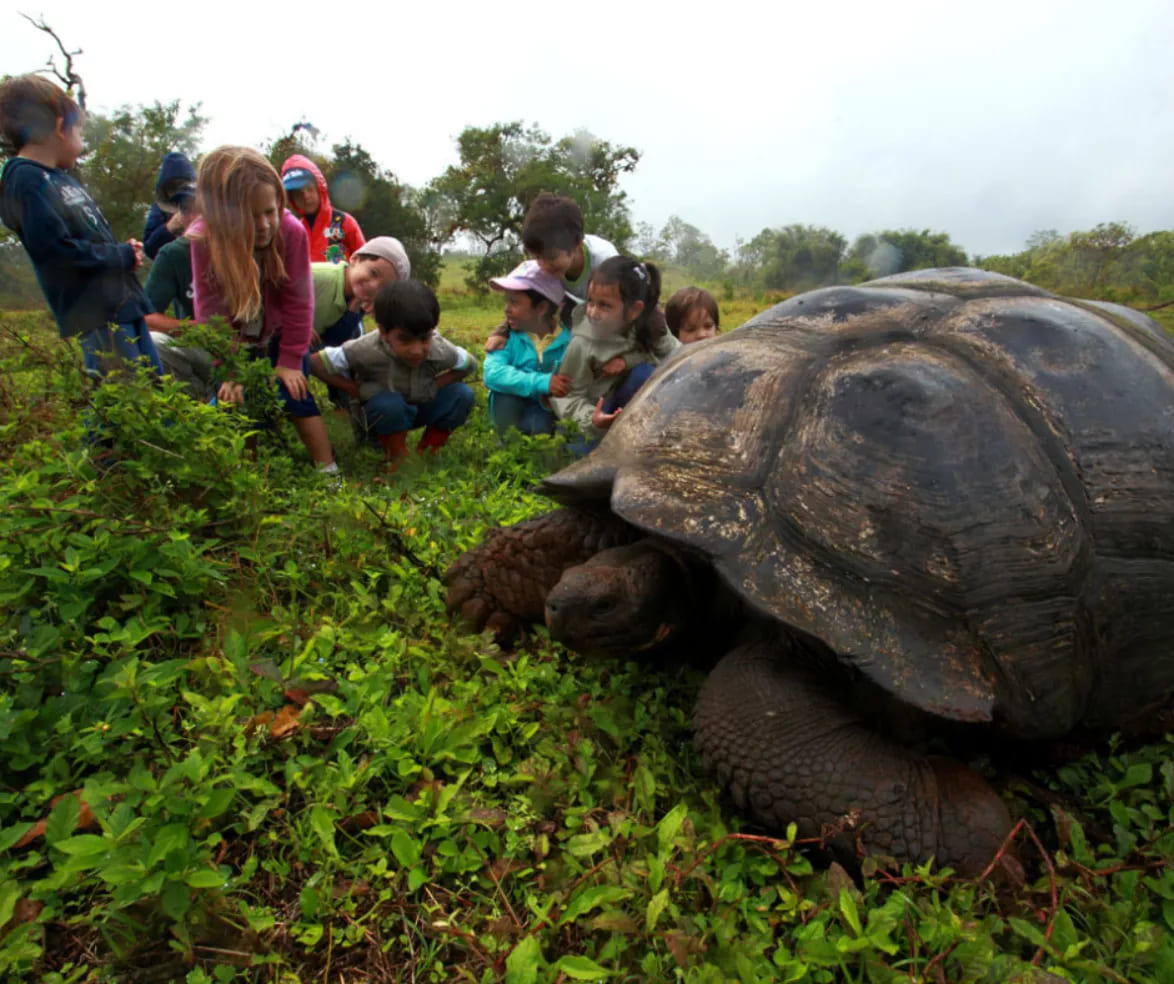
[484,260,572,436]
[0,74,161,379]
[142,152,197,259]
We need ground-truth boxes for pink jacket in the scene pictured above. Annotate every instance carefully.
[190,211,313,371]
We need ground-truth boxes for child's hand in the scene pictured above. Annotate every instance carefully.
[275,365,308,400]
[484,333,507,353]
[601,356,625,376]
[547,373,572,398]
[217,381,245,405]
[166,212,186,235]
[128,239,145,269]
[591,398,621,430]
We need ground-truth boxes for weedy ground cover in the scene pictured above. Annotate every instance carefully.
[0,281,1172,983]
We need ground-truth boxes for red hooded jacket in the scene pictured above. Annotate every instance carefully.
[280,154,365,263]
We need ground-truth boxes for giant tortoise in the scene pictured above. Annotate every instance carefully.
[445,268,1174,876]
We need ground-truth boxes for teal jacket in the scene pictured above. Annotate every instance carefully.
[483,325,572,409]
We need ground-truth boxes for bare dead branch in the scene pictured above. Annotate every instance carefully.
[19,13,87,109]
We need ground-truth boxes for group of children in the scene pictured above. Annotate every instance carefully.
[0,73,722,473]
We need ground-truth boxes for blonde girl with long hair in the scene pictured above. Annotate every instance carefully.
[189,145,336,471]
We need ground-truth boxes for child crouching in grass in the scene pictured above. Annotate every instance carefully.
[189,145,338,474]
[309,280,477,465]
[551,256,680,450]
[484,260,572,436]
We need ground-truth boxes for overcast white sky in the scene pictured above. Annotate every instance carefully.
[3,0,1172,257]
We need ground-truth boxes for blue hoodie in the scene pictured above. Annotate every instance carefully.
[143,152,197,259]
[0,157,150,338]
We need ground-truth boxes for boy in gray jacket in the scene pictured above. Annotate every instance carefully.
[309,280,476,463]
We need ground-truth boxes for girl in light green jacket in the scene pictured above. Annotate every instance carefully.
[551,256,680,447]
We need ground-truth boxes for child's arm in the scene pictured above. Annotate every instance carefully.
[484,319,510,353]
[484,347,559,400]
[308,350,360,398]
[548,340,598,433]
[432,336,478,389]
[649,330,683,361]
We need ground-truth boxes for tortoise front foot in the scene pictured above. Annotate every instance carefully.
[445,508,635,642]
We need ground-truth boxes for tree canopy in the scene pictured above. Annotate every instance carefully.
[428,122,639,286]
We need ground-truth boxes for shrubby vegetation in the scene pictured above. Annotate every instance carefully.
[1,292,1173,981]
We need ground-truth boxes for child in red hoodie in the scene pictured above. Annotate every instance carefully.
[280,154,365,263]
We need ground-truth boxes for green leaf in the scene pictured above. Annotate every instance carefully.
[633,764,656,815]
[309,806,338,858]
[839,888,862,936]
[147,823,190,868]
[655,802,688,856]
[0,879,19,928]
[195,788,235,821]
[645,888,669,931]
[161,880,191,921]
[53,834,110,857]
[554,955,612,980]
[391,829,421,868]
[505,935,542,984]
[559,885,632,925]
[407,866,428,892]
[186,868,227,888]
[44,794,81,846]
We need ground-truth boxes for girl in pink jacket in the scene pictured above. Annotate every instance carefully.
[190,145,336,472]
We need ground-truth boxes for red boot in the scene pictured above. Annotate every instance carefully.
[416,426,453,455]
[377,431,409,465]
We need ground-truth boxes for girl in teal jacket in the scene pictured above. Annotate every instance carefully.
[484,260,572,436]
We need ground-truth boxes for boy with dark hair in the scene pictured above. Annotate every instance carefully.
[0,74,161,380]
[309,280,477,464]
[311,236,410,408]
[485,192,618,351]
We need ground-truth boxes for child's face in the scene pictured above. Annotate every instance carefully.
[349,256,397,311]
[503,290,546,332]
[383,326,433,368]
[251,184,281,251]
[289,184,320,216]
[586,280,634,336]
[535,248,575,279]
[678,305,718,344]
[55,118,85,169]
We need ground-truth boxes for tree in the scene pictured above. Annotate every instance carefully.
[326,141,441,287]
[654,216,728,280]
[1068,221,1134,293]
[847,229,968,277]
[429,122,639,287]
[81,101,207,240]
[734,225,846,289]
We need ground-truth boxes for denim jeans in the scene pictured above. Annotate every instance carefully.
[79,318,164,378]
[362,383,474,436]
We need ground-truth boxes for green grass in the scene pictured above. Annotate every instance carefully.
[0,277,1173,983]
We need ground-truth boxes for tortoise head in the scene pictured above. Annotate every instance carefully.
[545,541,696,656]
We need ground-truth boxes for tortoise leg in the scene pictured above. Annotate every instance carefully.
[444,508,636,642]
[693,638,1012,877]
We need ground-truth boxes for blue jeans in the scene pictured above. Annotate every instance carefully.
[490,392,556,436]
[79,318,164,378]
[363,383,474,435]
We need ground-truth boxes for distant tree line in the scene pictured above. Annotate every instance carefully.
[1,84,1172,310]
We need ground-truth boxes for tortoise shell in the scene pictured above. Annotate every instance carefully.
[543,268,1174,739]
